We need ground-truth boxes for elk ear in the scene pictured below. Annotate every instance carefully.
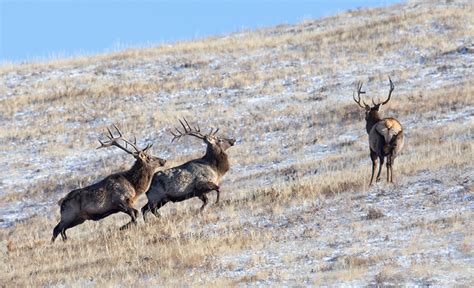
[365,104,370,111]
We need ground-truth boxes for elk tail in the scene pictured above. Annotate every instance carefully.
[57,189,79,206]
[383,130,403,155]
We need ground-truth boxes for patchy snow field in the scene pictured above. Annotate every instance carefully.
[204,167,473,286]
[0,0,473,286]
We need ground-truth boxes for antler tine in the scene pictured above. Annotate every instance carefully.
[171,118,206,142]
[170,124,188,142]
[179,119,189,133]
[143,143,153,152]
[170,130,180,142]
[381,76,394,106]
[113,124,123,137]
[176,127,185,138]
[97,124,151,155]
[183,118,194,132]
[170,127,181,142]
[353,81,368,108]
[213,128,220,135]
[121,138,141,153]
[106,127,114,139]
[97,125,135,155]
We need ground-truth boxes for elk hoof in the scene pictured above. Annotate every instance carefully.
[120,222,136,230]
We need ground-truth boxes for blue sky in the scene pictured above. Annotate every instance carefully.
[0,0,400,63]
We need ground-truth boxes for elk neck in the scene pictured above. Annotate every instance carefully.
[123,160,155,195]
[202,145,230,176]
[365,110,383,134]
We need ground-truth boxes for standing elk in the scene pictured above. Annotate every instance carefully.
[51,125,166,242]
[353,77,405,186]
[141,119,235,221]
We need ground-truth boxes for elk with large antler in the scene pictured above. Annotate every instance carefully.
[51,125,166,242]
[141,119,235,220]
[353,77,405,186]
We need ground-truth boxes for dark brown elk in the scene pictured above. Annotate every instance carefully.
[141,119,235,221]
[51,125,166,242]
[353,77,405,186]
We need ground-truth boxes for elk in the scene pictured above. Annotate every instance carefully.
[51,125,166,242]
[353,77,404,186]
[141,119,235,221]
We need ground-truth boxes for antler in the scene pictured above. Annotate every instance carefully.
[170,118,219,142]
[121,135,153,154]
[353,81,368,108]
[209,128,219,136]
[380,76,394,106]
[97,124,151,155]
[170,118,205,142]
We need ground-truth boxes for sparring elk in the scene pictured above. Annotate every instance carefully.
[51,125,166,242]
[353,77,405,186]
[141,119,235,221]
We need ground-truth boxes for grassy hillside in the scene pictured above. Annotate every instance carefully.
[1,0,473,286]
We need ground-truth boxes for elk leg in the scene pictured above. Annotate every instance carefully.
[199,194,208,212]
[51,219,79,242]
[60,218,85,241]
[61,229,67,241]
[142,200,167,222]
[152,200,167,218]
[215,189,220,204]
[52,221,63,243]
[121,204,138,222]
[390,157,395,183]
[376,156,384,182]
[369,151,378,186]
[386,154,393,183]
[196,181,220,204]
[120,222,133,230]
[119,204,139,230]
[206,182,220,204]
[53,221,68,241]
[141,203,151,222]
[386,159,390,183]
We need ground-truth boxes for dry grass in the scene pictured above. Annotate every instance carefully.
[1,0,473,286]
[366,208,385,220]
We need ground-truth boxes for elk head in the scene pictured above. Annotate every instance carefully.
[353,76,395,120]
[97,124,166,170]
[170,118,236,154]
